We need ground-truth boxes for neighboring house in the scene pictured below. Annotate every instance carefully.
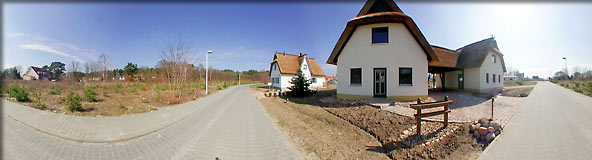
[22,66,49,80]
[326,0,507,101]
[430,37,507,93]
[269,52,326,90]
[504,75,518,82]
[325,76,337,83]
[112,76,126,81]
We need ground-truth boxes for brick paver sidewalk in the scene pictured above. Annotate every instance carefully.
[383,93,527,126]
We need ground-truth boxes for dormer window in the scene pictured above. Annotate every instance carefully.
[372,27,388,44]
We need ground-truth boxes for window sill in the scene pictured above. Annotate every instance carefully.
[371,43,388,45]
[350,84,362,86]
[399,84,412,86]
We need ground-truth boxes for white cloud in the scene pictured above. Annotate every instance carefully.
[7,32,24,38]
[20,44,86,63]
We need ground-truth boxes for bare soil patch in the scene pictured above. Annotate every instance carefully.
[257,96,389,160]
[324,105,485,159]
[502,86,534,97]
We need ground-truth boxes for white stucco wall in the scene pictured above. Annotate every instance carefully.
[270,63,282,89]
[444,70,462,89]
[477,52,504,91]
[22,67,39,80]
[336,23,428,98]
[464,67,481,90]
[310,76,325,88]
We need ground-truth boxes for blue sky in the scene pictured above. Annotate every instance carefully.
[4,2,592,78]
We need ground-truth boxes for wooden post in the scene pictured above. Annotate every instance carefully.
[416,98,422,136]
[444,96,449,127]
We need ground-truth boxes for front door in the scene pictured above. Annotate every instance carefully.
[374,68,386,98]
[458,74,464,90]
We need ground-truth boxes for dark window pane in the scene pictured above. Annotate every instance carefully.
[399,68,412,85]
[372,27,388,43]
[351,68,362,85]
[486,73,489,83]
[493,74,496,83]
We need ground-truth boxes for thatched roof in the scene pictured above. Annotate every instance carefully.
[326,0,438,65]
[428,37,507,72]
[271,52,325,76]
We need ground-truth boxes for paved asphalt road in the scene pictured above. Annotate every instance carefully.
[479,82,592,160]
[3,85,302,160]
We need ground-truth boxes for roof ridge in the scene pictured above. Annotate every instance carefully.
[456,37,495,50]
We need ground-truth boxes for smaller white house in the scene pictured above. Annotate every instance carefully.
[269,52,326,90]
[22,66,49,80]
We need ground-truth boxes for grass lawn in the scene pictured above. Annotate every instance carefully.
[553,80,592,97]
[2,80,247,116]
[504,81,538,87]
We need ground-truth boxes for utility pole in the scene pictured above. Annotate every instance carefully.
[206,50,213,94]
[563,57,568,79]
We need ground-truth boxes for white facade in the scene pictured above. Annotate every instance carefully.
[336,23,428,99]
[270,56,326,90]
[22,67,45,80]
[439,51,504,93]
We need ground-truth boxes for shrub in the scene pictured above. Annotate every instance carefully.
[32,92,47,110]
[288,69,314,97]
[103,92,110,97]
[66,92,82,112]
[48,86,62,95]
[113,83,122,93]
[84,87,98,102]
[156,83,169,91]
[8,85,30,102]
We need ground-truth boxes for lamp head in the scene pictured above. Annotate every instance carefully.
[207,50,213,54]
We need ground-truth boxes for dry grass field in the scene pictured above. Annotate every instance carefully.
[2,80,249,116]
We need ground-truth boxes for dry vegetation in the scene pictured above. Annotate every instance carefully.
[2,80,247,116]
[553,80,592,96]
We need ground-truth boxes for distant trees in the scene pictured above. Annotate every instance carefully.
[124,62,138,77]
[1,67,22,80]
[48,62,66,80]
[97,53,110,81]
[158,36,195,91]
[68,61,83,81]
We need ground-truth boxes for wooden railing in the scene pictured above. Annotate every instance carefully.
[410,96,453,136]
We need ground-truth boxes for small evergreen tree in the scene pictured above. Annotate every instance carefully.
[288,69,314,97]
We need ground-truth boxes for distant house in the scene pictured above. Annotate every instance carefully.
[269,52,326,90]
[325,76,337,83]
[22,66,49,80]
[504,75,518,82]
[326,0,506,101]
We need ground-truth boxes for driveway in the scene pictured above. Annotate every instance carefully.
[479,81,592,160]
[2,85,302,160]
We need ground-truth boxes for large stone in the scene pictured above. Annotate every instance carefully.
[478,118,490,127]
[478,127,488,136]
[486,132,496,142]
[473,130,480,137]
[488,127,495,133]
[490,121,501,131]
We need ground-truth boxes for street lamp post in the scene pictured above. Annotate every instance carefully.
[238,72,242,85]
[206,50,213,95]
[562,57,567,79]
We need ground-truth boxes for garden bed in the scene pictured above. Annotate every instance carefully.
[324,105,485,159]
